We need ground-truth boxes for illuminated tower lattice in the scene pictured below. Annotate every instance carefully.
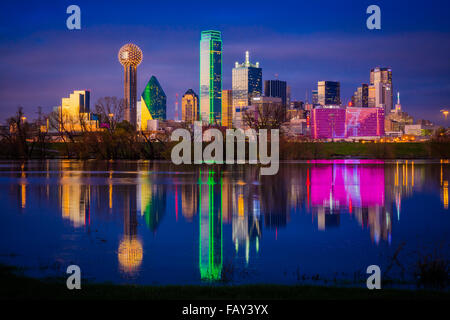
[118,43,143,127]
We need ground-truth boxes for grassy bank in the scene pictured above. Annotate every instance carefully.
[279,141,450,160]
[1,265,448,300]
[1,141,450,161]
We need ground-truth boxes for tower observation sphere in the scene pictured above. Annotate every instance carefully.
[118,43,143,67]
[118,43,143,127]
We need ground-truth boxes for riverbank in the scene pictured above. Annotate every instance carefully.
[1,141,449,160]
[1,265,448,300]
[278,141,450,160]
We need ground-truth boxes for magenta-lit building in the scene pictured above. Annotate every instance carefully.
[346,107,384,138]
[310,107,346,139]
[310,106,384,139]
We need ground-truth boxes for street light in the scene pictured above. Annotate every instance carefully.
[441,109,449,120]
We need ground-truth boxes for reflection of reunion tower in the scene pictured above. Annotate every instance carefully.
[118,43,143,127]
[118,185,142,275]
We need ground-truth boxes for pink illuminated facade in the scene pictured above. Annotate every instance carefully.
[346,107,384,138]
[310,106,385,139]
[310,107,346,139]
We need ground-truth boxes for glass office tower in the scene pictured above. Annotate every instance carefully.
[222,89,233,128]
[317,81,341,106]
[200,30,222,124]
[181,89,199,123]
[138,76,166,130]
[370,67,393,114]
[232,51,262,109]
[352,84,369,108]
[264,80,287,107]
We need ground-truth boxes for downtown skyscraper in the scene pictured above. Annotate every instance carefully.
[370,67,393,114]
[317,81,341,106]
[137,76,166,131]
[264,80,287,107]
[200,30,222,124]
[232,51,262,109]
[181,89,199,123]
[222,89,233,128]
[352,83,369,108]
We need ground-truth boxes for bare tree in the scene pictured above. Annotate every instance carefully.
[243,103,286,130]
[34,107,51,158]
[95,97,124,132]
[48,108,78,157]
[0,107,35,159]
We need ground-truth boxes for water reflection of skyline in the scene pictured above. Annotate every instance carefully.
[9,160,449,281]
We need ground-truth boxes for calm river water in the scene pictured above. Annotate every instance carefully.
[0,160,448,287]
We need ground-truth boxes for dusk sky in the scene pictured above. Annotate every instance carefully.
[1,0,449,124]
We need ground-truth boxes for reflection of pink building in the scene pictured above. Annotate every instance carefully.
[310,163,385,208]
[308,161,391,243]
[346,107,384,137]
[310,106,384,139]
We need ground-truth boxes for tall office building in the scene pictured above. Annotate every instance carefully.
[317,81,340,106]
[368,85,376,107]
[311,89,319,105]
[222,89,233,128]
[200,30,222,124]
[264,79,287,107]
[232,51,262,109]
[137,76,166,131]
[181,89,199,123]
[118,43,143,127]
[370,67,393,114]
[58,90,97,132]
[61,90,90,115]
[352,84,369,108]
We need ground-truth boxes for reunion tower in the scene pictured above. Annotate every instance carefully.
[118,43,143,127]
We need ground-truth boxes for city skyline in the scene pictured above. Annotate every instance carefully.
[0,0,449,125]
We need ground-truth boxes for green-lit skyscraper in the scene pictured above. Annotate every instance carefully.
[200,30,222,124]
[138,76,166,130]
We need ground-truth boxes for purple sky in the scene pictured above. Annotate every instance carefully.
[1,1,449,125]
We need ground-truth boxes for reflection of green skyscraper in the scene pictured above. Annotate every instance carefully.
[138,76,166,130]
[199,170,223,281]
[137,175,167,232]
